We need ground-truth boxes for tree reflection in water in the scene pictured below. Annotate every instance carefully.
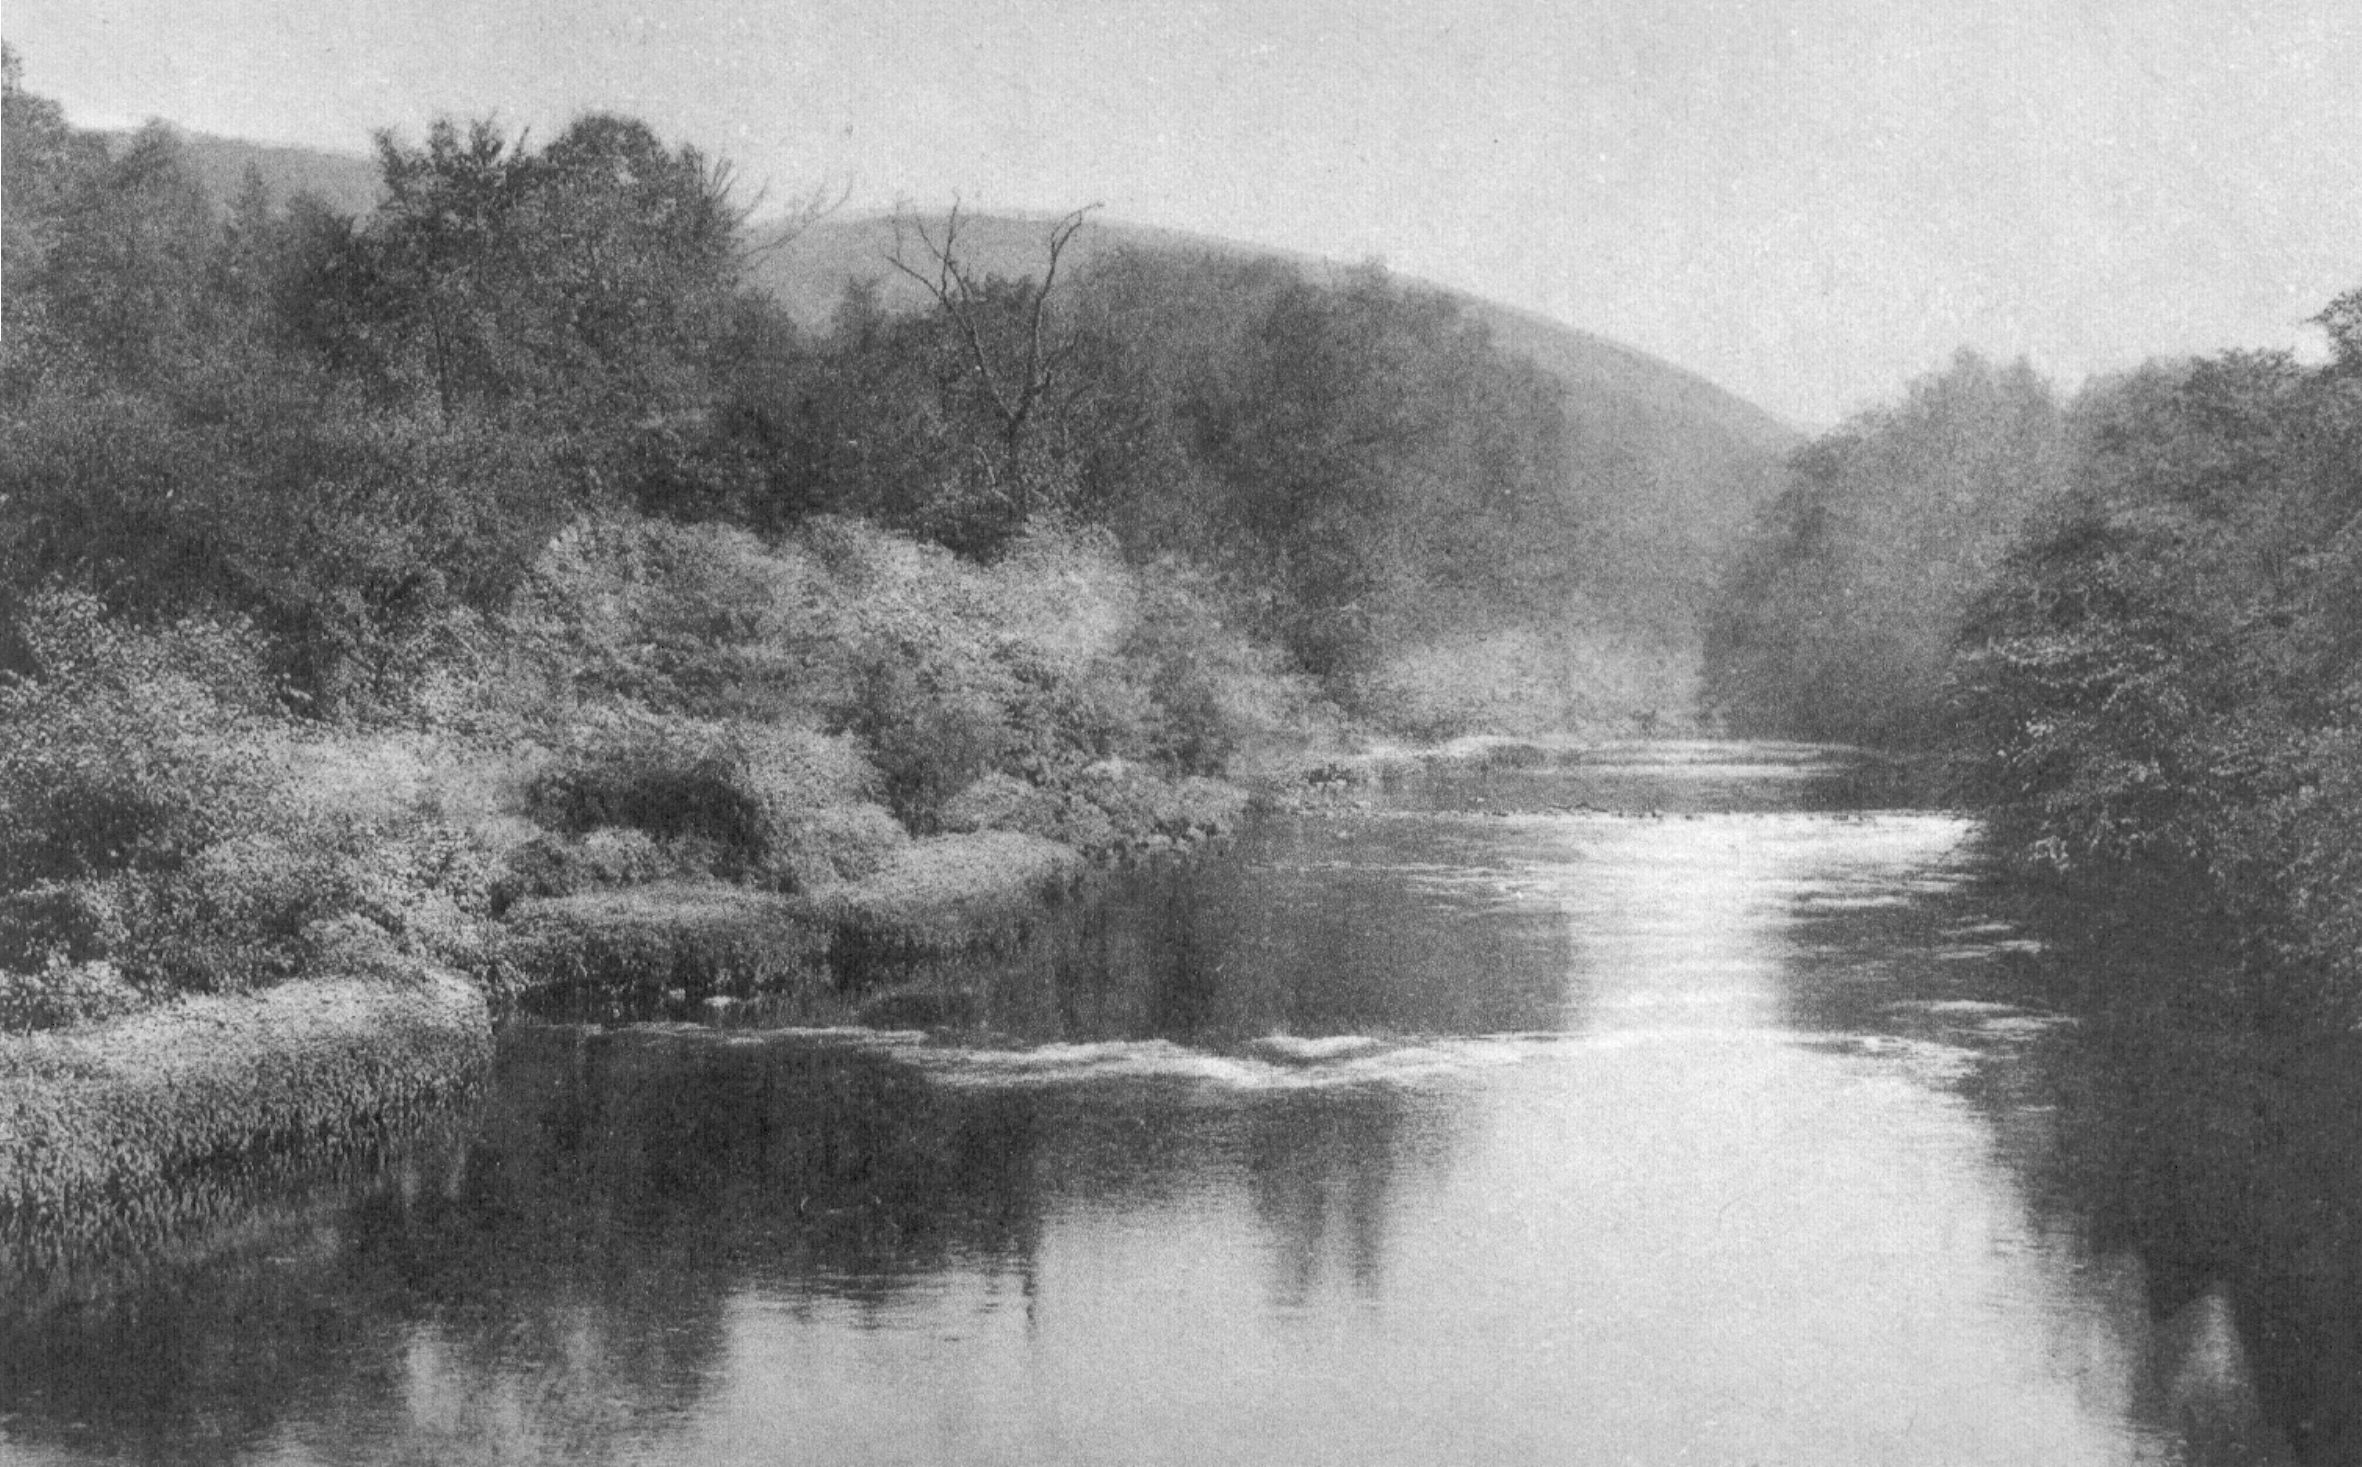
[0,865,1502,1465]
[2025,1010,2362,1464]
[0,1032,1050,1463]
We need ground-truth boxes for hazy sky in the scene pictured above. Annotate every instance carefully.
[9,0,2360,426]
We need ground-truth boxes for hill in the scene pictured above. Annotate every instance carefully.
[749,210,1799,714]
[754,210,1793,452]
[77,122,1803,725]
[102,128,384,218]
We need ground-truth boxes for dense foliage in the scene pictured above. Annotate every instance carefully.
[1706,283,2362,1021]
[1,52,1632,1024]
[1703,352,2069,746]
[686,245,1595,704]
[1950,342,2362,1021]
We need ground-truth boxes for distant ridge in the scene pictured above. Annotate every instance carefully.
[751,210,1797,454]
[102,128,385,219]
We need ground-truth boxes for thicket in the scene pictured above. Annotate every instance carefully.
[701,242,1592,708]
[1705,285,2362,1021]
[1,51,1601,1027]
[1703,351,2070,746]
[1950,338,2362,1022]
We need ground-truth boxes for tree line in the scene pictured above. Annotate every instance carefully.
[0,48,1587,720]
[1706,303,2362,1024]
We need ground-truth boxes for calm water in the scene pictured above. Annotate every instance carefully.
[5,742,2360,1464]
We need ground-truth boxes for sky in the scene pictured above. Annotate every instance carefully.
[8,0,2361,427]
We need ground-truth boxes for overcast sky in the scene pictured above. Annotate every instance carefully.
[9,0,2360,426]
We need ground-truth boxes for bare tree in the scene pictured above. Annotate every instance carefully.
[887,201,1098,520]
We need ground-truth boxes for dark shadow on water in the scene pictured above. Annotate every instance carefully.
[0,1029,1050,1463]
[833,813,1578,1047]
[1,831,1481,1462]
[1245,1089,1423,1306]
[1780,849,2362,1467]
[2024,1001,2362,1465]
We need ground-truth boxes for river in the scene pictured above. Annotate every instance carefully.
[3,742,2358,1464]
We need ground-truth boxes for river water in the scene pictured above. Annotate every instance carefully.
[4,742,2359,1464]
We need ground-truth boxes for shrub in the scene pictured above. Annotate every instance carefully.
[845,660,1015,829]
[0,397,573,723]
[491,884,829,1016]
[0,591,282,883]
[1120,560,1316,769]
[500,514,823,722]
[0,599,511,1003]
[940,772,1066,839]
[938,763,1245,859]
[804,832,1086,967]
[496,827,717,905]
[0,962,145,1034]
[0,881,128,971]
[527,713,899,890]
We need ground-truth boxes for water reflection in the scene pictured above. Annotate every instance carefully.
[2022,1012,2362,1464]
[927,812,1580,1043]
[5,746,2362,1464]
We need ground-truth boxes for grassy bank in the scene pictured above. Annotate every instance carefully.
[0,969,489,1283]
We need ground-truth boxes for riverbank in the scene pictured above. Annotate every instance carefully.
[13,731,1839,1270]
[0,745,1296,1284]
[0,968,489,1288]
[0,780,1246,1261]
[496,772,1245,1016]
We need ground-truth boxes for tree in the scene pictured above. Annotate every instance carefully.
[887,202,1098,525]
[2,44,106,346]
[3,115,220,390]
[1705,351,2069,744]
[345,114,751,420]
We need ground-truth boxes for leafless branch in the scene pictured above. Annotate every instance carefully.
[738,175,855,263]
[886,201,1103,517]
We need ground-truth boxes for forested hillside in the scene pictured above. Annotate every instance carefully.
[758,211,1797,696]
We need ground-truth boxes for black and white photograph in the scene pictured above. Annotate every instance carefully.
[3,3,2360,1462]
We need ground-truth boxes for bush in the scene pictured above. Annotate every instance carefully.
[499,513,1292,825]
[492,884,829,1016]
[0,881,127,971]
[499,514,823,723]
[528,713,899,890]
[0,591,281,883]
[938,762,1246,859]
[0,397,573,723]
[0,597,512,1003]
[0,962,145,1034]
[1120,562,1309,770]
[95,822,495,995]
[804,831,1086,964]
[845,660,1015,829]
[495,827,718,905]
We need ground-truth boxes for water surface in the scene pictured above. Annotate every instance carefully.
[5,742,2356,1464]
